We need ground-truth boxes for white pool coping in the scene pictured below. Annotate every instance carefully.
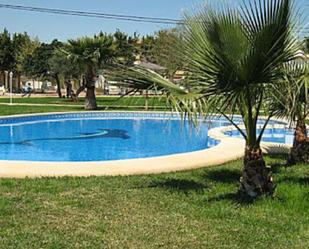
[0,111,292,178]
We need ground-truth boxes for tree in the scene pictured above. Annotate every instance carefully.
[139,35,156,62]
[64,35,115,109]
[23,40,64,96]
[116,0,299,198]
[12,32,40,89]
[112,29,135,65]
[152,29,184,80]
[271,61,309,164]
[49,49,82,97]
[0,29,40,90]
[0,29,14,84]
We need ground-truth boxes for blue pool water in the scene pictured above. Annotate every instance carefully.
[0,112,291,162]
[225,129,295,144]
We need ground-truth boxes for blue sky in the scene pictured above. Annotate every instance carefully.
[0,0,308,42]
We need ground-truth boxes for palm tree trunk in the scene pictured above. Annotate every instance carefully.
[84,66,98,110]
[240,146,274,198]
[84,86,97,110]
[288,119,309,164]
[55,74,62,98]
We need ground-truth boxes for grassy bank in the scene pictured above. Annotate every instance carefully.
[0,156,308,249]
[0,96,167,109]
[0,105,82,116]
[0,96,169,116]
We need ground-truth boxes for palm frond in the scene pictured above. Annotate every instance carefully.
[64,35,115,68]
[270,59,309,123]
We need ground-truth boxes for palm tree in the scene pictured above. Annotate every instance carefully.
[114,0,299,198]
[271,60,309,164]
[64,35,114,110]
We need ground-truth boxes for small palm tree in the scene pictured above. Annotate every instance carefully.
[64,35,114,109]
[115,0,300,198]
[271,60,309,164]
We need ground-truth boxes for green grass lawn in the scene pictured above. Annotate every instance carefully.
[0,96,169,116]
[0,156,308,249]
[0,105,83,116]
[0,96,168,109]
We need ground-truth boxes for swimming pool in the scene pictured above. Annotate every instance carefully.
[225,128,296,145]
[0,112,290,162]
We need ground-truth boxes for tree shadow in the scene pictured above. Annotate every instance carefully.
[203,168,241,184]
[279,176,309,185]
[270,163,288,174]
[204,191,277,207]
[262,154,289,173]
[205,192,243,205]
[267,154,288,161]
[147,178,209,195]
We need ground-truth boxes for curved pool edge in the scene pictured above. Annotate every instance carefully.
[0,111,292,178]
[215,124,292,155]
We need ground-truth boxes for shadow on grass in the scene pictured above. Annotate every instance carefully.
[267,154,288,161]
[269,163,288,174]
[203,168,241,184]
[279,176,309,185]
[205,191,271,206]
[148,178,208,195]
[266,154,289,171]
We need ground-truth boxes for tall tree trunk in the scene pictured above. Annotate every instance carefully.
[84,67,97,110]
[0,72,4,87]
[17,74,21,91]
[288,119,309,165]
[84,86,97,110]
[55,74,62,98]
[240,146,275,198]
